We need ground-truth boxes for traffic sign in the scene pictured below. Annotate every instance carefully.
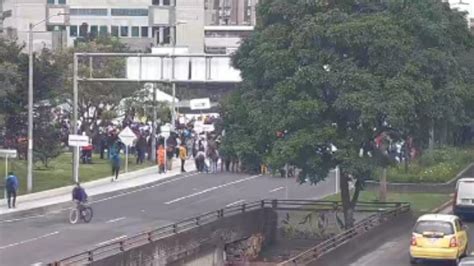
[190,98,211,110]
[0,149,17,158]
[68,135,89,147]
[160,125,171,138]
[119,127,137,147]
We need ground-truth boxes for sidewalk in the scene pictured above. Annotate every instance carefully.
[0,158,196,218]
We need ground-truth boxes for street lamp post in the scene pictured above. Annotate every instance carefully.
[170,20,186,131]
[27,13,68,192]
[27,23,34,192]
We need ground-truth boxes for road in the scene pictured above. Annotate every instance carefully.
[317,208,474,266]
[0,171,336,266]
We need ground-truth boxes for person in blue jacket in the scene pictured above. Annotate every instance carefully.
[5,172,19,209]
[110,152,121,181]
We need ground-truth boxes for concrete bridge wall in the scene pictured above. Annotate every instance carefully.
[90,208,278,266]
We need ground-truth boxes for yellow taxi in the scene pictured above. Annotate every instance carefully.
[410,214,469,265]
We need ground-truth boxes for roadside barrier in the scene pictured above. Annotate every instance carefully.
[49,200,409,265]
[277,202,411,265]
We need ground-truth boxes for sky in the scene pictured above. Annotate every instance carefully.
[446,0,474,26]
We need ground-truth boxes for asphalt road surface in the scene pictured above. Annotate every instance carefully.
[316,209,474,266]
[0,171,336,266]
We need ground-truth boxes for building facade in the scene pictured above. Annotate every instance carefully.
[1,0,258,53]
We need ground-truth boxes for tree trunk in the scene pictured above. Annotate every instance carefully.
[428,120,435,151]
[378,167,387,202]
[440,120,447,146]
[340,173,354,229]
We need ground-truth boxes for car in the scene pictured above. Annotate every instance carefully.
[459,256,474,266]
[454,178,474,219]
[410,214,469,265]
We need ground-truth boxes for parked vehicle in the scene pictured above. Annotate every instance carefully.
[410,214,469,265]
[454,178,474,219]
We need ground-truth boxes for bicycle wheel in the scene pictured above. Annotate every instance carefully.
[81,207,93,223]
[69,208,79,224]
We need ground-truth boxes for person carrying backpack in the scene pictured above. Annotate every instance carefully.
[5,172,19,209]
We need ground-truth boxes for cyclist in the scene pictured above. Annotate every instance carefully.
[72,182,88,212]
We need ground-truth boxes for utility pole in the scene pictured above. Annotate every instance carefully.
[151,83,157,161]
[27,12,69,191]
[72,53,79,183]
[169,20,187,131]
[27,23,34,193]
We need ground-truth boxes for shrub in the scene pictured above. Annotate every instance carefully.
[374,146,474,183]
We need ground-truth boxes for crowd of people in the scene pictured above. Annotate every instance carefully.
[74,113,233,179]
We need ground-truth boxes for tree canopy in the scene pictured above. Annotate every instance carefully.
[221,0,474,226]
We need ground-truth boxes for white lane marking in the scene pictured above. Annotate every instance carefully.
[165,175,262,205]
[95,235,127,247]
[105,217,126,224]
[0,231,59,250]
[31,263,44,266]
[0,174,196,224]
[226,200,245,207]
[269,186,285,193]
[0,214,46,224]
[92,174,193,204]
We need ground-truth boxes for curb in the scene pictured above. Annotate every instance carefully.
[431,198,454,213]
[0,169,197,222]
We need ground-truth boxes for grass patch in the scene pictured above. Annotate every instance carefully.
[0,152,154,197]
[375,146,474,183]
[324,191,451,213]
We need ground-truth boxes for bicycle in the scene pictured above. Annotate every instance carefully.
[69,201,93,224]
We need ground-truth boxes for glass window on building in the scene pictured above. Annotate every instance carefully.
[120,26,129,37]
[111,26,119,37]
[47,0,55,4]
[141,26,149,37]
[111,9,148,16]
[70,8,108,16]
[70,25,78,37]
[152,0,160,5]
[163,0,171,5]
[152,26,160,38]
[163,27,171,44]
[132,26,139,37]
[90,25,98,38]
[99,26,108,36]
[58,0,66,4]
[79,23,88,37]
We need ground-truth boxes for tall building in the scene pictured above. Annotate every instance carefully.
[1,0,258,53]
[205,0,257,26]
[203,0,258,54]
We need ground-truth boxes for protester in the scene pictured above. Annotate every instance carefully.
[157,144,166,174]
[135,134,147,164]
[207,142,219,174]
[195,148,206,173]
[110,152,121,182]
[179,142,187,173]
[5,172,19,209]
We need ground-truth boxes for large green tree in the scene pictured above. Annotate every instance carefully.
[0,38,63,164]
[222,0,473,227]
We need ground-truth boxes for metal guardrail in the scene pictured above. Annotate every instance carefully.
[48,200,409,266]
[277,202,411,266]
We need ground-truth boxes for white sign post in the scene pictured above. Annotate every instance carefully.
[119,127,137,173]
[68,135,89,183]
[160,124,171,173]
[0,149,17,202]
[190,98,211,110]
